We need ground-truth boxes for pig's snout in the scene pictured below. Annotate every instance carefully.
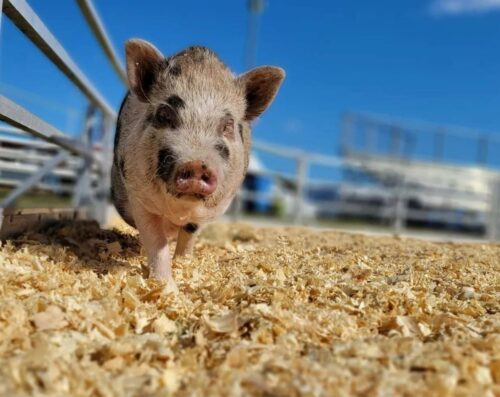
[175,161,217,197]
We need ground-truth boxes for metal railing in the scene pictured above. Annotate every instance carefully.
[0,125,100,199]
[341,112,500,166]
[0,0,122,230]
[232,139,500,240]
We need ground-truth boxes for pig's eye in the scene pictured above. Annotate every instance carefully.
[222,118,234,138]
[152,105,179,129]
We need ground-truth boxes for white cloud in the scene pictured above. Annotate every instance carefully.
[430,0,500,15]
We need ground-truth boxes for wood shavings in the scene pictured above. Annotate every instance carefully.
[0,220,499,396]
[204,311,239,334]
[31,305,68,331]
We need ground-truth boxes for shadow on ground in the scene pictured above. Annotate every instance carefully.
[9,220,143,275]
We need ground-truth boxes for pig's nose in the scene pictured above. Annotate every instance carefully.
[175,161,218,197]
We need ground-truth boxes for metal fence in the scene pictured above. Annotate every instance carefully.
[0,0,121,235]
[0,125,100,202]
[233,138,500,240]
[341,112,500,167]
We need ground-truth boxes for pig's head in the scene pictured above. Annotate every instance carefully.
[123,39,284,223]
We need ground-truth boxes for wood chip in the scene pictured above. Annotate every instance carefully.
[31,305,68,331]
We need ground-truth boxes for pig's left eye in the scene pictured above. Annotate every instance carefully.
[152,105,179,130]
[222,118,234,138]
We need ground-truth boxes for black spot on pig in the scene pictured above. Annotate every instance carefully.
[119,158,126,178]
[157,147,177,182]
[166,95,185,109]
[148,104,180,130]
[215,142,230,160]
[183,223,199,233]
[238,123,244,142]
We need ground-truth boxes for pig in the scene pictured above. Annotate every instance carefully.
[111,39,284,282]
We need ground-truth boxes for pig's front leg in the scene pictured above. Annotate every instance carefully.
[174,223,199,258]
[133,206,172,280]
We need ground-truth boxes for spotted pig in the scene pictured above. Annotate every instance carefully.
[111,39,284,282]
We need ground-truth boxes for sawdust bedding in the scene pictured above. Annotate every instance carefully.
[0,220,499,397]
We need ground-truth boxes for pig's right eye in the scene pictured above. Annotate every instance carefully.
[151,105,179,130]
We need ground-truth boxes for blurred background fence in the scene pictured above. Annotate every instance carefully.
[233,117,500,240]
[1,0,500,241]
[0,0,115,235]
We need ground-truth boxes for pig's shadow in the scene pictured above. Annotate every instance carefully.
[9,219,144,275]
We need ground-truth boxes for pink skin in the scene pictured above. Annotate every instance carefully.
[130,162,219,282]
[131,203,173,280]
[175,161,218,197]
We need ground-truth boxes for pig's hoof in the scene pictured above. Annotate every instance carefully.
[150,265,171,279]
[151,270,170,280]
[164,278,178,294]
[174,252,192,260]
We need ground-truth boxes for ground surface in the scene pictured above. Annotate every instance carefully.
[0,221,499,397]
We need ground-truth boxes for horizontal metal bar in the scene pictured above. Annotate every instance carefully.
[0,148,98,173]
[0,158,99,181]
[0,95,97,160]
[345,111,500,144]
[305,178,490,201]
[253,140,304,159]
[313,201,394,218]
[0,177,75,194]
[2,0,116,117]
[311,201,487,227]
[1,151,68,208]
[248,168,297,183]
[247,175,491,208]
[0,146,76,165]
[0,127,63,150]
[405,209,487,227]
[76,0,127,84]
[0,128,100,171]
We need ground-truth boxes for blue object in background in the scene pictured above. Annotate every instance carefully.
[243,174,274,213]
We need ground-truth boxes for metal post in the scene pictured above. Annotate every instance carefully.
[390,126,402,158]
[75,0,127,84]
[477,135,489,165]
[393,175,406,234]
[366,121,377,154]
[340,113,353,156]
[232,190,244,222]
[294,154,308,224]
[73,105,96,208]
[404,133,416,159]
[93,113,114,225]
[245,0,264,69]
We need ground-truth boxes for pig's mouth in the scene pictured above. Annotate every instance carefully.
[174,192,206,201]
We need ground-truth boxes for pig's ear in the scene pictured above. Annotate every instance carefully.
[238,66,285,122]
[125,39,164,102]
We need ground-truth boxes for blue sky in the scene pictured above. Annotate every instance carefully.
[1,0,500,169]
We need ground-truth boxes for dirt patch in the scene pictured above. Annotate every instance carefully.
[0,221,499,396]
